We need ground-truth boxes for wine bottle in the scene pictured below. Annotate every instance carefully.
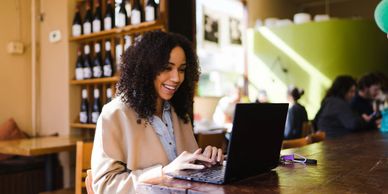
[131,0,142,25]
[124,35,132,50]
[103,41,114,77]
[145,0,158,22]
[75,48,84,80]
[125,0,132,24]
[83,44,93,79]
[116,0,128,27]
[115,41,122,70]
[104,0,115,30]
[92,42,103,78]
[106,85,113,103]
[72,3,82,36]
[83,0,93,35]
[91,87,101,124]
[92,0,103,33]
[80,88,89,124]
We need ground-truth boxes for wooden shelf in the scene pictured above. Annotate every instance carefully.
[70,123,96,129]
[69,21,165,42]
[70,76,119,85]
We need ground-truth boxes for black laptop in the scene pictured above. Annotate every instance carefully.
[167,103,288,184]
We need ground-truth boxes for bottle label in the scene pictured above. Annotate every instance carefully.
[92,19,101,33]
[93,66,102,78]
[145,6,155,22]
[83,22,91,34]
[83,67,92,79]
[107,89,112,98]
[92,112,100,123]
[80,112,88,123]
[75,68,84,80]
[115,45,122,68]
[117,13,126,27]
[104,17,112,30]
[131,10,141,25]
[72,24,81,36]
[103,65,113,77]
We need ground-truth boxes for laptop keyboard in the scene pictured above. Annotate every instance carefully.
[177,165,226,183]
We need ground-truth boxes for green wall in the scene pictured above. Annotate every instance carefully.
[250,19,388,118]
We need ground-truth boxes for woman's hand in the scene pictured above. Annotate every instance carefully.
[162,148,212,174]
[201,145,224,166]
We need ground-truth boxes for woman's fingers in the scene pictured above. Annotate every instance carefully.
[203,146,212,158]
[217,148,223,163]
[211,147,218,164]
[184,163,205,170]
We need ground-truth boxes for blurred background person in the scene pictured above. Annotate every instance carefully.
[284,86,308,140]
[314,75,371,139]
[213,84,247,126]
[255,89,269,103]
[351,73,382,129]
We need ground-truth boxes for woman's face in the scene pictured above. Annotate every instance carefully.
[345,85,356,102]
[154,46,187,102]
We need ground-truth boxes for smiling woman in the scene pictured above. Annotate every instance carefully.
[90,31,224,194]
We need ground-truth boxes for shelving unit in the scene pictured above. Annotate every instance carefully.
[69,0,167,137]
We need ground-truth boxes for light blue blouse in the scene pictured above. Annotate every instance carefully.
[150,102,177,162]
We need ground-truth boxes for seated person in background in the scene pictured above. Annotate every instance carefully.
[284,86,308,140]
[213,85,247,126]
[91,31,223,194]
[314,75,372,139]
[255,89,269,103]
[351,73,382,129]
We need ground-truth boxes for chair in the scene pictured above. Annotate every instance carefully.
[75,141,93,194]
[282,136,312,149]
[310,131,326,143]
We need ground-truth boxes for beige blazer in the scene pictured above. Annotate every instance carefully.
[91,97,198,194]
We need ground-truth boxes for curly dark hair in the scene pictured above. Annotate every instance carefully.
[117,31,200,123]
[323,75,356,102]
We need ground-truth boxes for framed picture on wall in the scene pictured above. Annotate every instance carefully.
[229,17,242,45]
[204,14,219,44]
[196,0,246,97]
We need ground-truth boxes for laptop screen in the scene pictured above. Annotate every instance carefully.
[224,103,288,183]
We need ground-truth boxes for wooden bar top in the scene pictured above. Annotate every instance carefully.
[138,130,388,193]
[0,136,82,156]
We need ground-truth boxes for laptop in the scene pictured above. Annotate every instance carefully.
[167,103,288,184]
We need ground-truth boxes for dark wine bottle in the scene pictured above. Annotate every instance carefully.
[80,88,89,124]
[75,48,84,80]
[145,0,158,22]
[116,0,128,27]
[92,42,103,78]
[72,3,83,36]
[103,41,114,77]
[104,0,115,30]
[92,0,103,33]
[83,0,93,35]
[91,87,101,124]
[83,44,93,79]
[106,85,113,103]
[131,0,143,25]
[125,0,132,24]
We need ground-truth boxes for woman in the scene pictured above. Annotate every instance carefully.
[314,75,371,139]
[284,86,308,139]
[91,31,223,193]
